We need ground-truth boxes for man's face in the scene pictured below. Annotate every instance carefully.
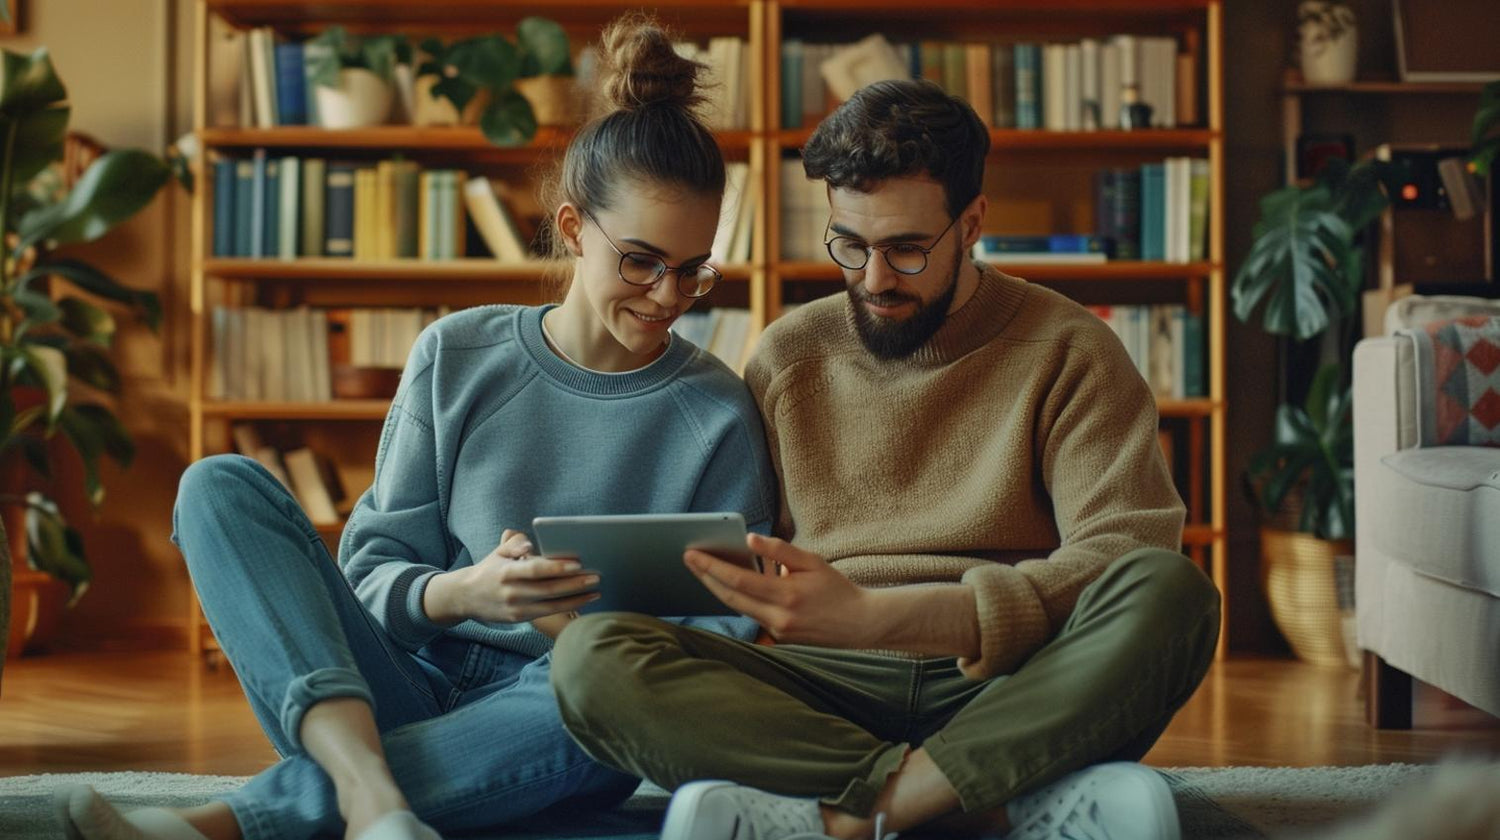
[826,177,967,360]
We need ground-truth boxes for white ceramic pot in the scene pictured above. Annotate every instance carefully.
[314,68,393,129]
[1298,1,1358,86]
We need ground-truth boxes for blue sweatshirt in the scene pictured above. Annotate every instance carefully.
[340,304,777,658]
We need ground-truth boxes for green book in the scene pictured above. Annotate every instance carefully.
[300,158,325,257]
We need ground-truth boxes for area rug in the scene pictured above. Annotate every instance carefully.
[0,764,1435,839]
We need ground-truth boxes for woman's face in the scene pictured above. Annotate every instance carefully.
[566,182,723,357]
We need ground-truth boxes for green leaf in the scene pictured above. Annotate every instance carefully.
[518,17,573,77]
[23,492,90,605]
[17,436,50,481]
[431,75,477,114]
[22,259,162,330]
[20,345,67,423]
[17,149,170,250]
[63,343,120,393]
[57,405,131,507]
[4,104,69,189]
[72,403,133,467]
[479,89,538,148]
[0,47,68,115]
[446,35,521,94]
[58,296,117,346]
[1305,363,1341,433]
[13,287,60,325]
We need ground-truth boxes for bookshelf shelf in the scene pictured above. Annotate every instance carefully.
[201,400,392,421]
[202,127,756,156]
[1281,80,1489,96]
[775,261,1219,281]
[203,258,754,283]
[776,128,1217,151]
[209,0,755,29]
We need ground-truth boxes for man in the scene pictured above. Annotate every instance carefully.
[551,79,1220,840]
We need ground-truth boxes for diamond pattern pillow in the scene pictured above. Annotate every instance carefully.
[1404,315,1500,447]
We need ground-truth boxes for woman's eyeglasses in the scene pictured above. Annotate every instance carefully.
[582,208,722,299]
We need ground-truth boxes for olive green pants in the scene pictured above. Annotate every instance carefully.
[551,548,1219,817]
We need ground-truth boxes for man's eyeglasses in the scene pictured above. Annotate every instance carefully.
[823,215,959,276]
[582,208,722,299]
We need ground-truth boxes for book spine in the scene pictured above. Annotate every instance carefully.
[324,162,356,258]
[249,149,267,259]
[300,158,325,257]
[212,158,236,258]
[780,40,803,129]
[1115,168,1142,260]
[277,156,299,260]
[263,158,280,258]
[992,43,1015,129]
[273,42,307,126]
[1014,44,1039,130]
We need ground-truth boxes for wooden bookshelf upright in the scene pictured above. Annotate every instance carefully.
[189,0,1226,659]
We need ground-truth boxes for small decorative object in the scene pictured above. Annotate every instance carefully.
[1119,83,1153,130]
[414,16,573,146]
[306,27,406,129]
[1298,1,1357,86]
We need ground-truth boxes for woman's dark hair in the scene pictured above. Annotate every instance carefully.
[801,79,989,220]
[543,14,725,264]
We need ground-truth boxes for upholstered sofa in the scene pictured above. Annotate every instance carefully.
[1353,295,1500,728]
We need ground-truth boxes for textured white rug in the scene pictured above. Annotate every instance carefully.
[0,764,1438,839]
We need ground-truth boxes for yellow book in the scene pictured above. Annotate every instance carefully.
[354,168,377,260]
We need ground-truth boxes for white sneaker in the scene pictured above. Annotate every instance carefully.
[1003,763,1179,840]
[661,780,895,840]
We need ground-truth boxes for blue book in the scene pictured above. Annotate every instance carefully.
[264,159,281,257]
[1014,44,1040,130]
[233,157,254,257]
[249,149,267,259]
[1140,163,1165,262]
[1047,234,1105,253]
[274,43,307,126]
[1182,310,1206,398]
[212,159,236,258]
[324,162,356,258]
[978,235,1053,252]
[781,40,804,129]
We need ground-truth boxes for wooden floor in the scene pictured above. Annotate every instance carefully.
[0,651,1496,777]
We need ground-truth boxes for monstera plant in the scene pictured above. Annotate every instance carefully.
[0,46,169,609]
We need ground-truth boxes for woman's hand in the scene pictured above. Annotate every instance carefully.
[423,529,600,626]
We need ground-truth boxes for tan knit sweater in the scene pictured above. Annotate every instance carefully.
[744,262,1185,679]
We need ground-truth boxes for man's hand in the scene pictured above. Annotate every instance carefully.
[424,528,599,626]
[684,533,874,648]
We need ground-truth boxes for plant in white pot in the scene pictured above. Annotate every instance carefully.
[1297,1,1357,86]
[305,26,407,129]
[414,17,574,145]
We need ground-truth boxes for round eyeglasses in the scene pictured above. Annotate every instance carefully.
[582,208,722,299]
[824,215,960,276]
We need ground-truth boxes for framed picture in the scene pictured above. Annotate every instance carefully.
[1394,0,1500,82]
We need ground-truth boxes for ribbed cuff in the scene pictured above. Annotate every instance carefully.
[389,567,450,651]
[957,563,1051,679]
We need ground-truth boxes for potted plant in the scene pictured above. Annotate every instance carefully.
[1473,81,1500,176]
[1233,155,1393,666]
[1297,1,1357,86]
[414,16,574,146]
[0,46,169,656]
[305,26,407,129]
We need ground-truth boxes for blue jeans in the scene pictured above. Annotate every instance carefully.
[172,455,638,840]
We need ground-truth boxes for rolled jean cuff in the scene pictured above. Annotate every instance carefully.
[821,743,908,818]
[280,667,376,753]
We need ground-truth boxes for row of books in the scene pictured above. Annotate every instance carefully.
[671,308,755,373]
[208,22,754,131]
[1094,158,1211,264]
[211,152,535,262]
[1086,304,1206,400]
[209,306,450,403]
[781,35,1190,131]
[231,425,350,526]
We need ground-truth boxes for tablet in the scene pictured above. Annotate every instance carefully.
[531,513,758,616]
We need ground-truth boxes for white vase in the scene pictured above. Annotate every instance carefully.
[1298,1,1358,85]
[314,68,393,129]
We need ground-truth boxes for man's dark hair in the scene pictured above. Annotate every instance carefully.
[801,79,989,220]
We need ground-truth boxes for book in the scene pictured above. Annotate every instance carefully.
[966,43,993,126]
[392,161,420,259]
[230,424,291,490]
[463,175,530,263]
[1014,43,1041,130]
[276,156,299,260]
[991,43,1015,129]
[1188,157,1210,263]
[299,158,325,257]
[324,162,356,258]
[1043,44,1067,131]
[1080,39,1100,131]
[273,42,307,126]
[1140,162,1165,261]
[780,40,804,128]
[942,43,966,100]
[212,159,236,257]
[284,447,341,525]
[248,149,267,259]
[263,157,280,258]
[208,18,244,128]
[247,28,277,128]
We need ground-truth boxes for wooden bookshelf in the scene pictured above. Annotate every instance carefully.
[189,0,1228,658]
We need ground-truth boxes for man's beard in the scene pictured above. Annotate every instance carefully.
[847,248,961,360]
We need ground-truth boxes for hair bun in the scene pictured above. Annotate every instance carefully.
[597,14,706,113]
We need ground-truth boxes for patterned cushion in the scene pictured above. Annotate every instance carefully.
[1401,315,1500,447]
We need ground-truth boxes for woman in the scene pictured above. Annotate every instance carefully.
[57,16,774,840]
